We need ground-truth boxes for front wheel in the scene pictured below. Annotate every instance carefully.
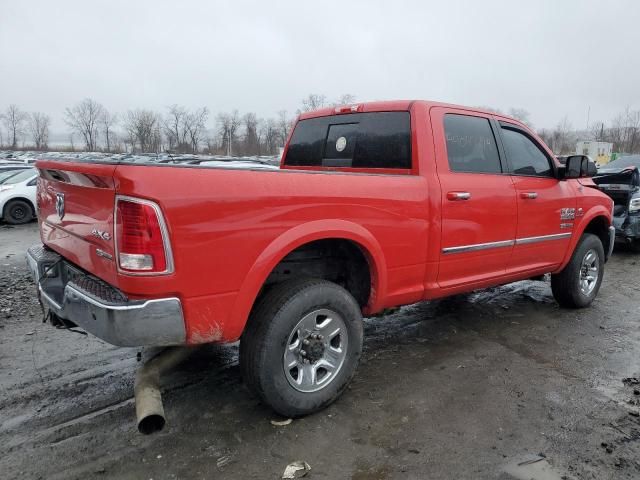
[240,278,363,417]
[551,233,604,308]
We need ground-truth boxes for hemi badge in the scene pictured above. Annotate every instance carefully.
[96,249,113,260]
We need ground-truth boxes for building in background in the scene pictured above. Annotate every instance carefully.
[576,140,613,165]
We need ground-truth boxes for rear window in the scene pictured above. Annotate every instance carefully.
[284,112,411,169]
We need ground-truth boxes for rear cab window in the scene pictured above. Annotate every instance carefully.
[283,112,412,172]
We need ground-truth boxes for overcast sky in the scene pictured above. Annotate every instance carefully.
[1,0,639,132]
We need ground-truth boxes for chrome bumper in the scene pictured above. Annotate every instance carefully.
[607,225,615,261]
[26,244,186,347]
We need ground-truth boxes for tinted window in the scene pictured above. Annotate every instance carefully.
[324,123,358,167]
[284,112,411,169]
[501,127,553,176]
[444,114,501,173]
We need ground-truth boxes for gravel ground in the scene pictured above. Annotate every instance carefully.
[1,222,639,479]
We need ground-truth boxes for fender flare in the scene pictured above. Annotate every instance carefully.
[229,219,388,334]
[558,206,611,269]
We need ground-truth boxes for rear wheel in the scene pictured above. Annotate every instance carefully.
[551,233,604,308]
[4,200,33,225]
[629,240,640,253]
[240,278,363,417]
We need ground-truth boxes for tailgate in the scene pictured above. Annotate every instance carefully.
[37,160,119,286]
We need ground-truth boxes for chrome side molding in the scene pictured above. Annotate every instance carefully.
[443,232,572,254]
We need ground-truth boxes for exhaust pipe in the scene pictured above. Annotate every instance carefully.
[134,346,196,434]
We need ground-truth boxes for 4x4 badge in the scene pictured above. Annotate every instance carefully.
[55,193,65,220]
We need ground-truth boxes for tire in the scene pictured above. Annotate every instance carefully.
[551,233,604,308]
[240,278,363,417]
[3,199,33,225]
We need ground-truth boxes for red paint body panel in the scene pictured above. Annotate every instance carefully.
[34,100,614,346]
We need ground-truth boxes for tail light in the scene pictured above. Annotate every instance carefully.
[115,196,173,275]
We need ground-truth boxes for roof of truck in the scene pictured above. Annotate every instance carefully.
[297,100,507,121]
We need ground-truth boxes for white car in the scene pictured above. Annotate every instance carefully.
[0,168,38,224]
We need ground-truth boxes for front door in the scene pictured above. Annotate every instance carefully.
[431,108,518,289]
[497,122,576,273]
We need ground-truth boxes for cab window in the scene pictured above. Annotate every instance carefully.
[443,114,501,174]
[501,127,553,177]
[284,112,411,169]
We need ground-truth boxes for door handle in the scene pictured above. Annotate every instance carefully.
[447,191,471,201]
[520,192,538,199]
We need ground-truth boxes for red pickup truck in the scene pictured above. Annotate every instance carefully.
[28,100,614,417]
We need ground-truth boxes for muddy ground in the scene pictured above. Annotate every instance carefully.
[1,222,639,480]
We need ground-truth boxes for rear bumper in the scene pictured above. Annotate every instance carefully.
[26,244,186,347]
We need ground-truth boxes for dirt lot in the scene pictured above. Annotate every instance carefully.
[1,223,639,480]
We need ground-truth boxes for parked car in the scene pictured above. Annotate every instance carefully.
[0,165,31,175]
[593,155,640,251]
[0,168,29,184]
[0,168,38,224]
[27,100,614,422]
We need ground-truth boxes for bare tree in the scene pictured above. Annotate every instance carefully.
[277,110,293,147]
[242,112,259,156]
[474,105,504,114]
[100,110,118,152]
[217,110,241,156]
[508,107,533,128]
[64,98,104,151]
[334,93,357,105]
[3,104,27,149]
[610,107,640,153]
[299,94,327,113]
[28,112,51,150]
[261,118,279,155]
[548,116,574,154]
[184,107,209,153]
[164,104,188,152]
[124,109,162,153]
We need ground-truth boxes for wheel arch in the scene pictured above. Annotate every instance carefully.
[230,220,388,337]
[558,207,611,270]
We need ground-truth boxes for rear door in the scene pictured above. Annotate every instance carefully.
[497,122,576,273]
[431,108,517,289]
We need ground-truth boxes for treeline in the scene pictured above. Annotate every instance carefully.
[2,97,640,156]
[0,93,355,155]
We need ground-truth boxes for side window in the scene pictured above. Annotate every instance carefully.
[501,127,553,177]
[283,112,411,169]
[27,178,37,186]
[443,114,501,174]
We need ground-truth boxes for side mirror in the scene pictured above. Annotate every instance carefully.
[562,155,595,179]
[584,158,597,177]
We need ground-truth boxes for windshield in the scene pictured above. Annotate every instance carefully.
[602,155,640,170]
[1,168,36,184]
